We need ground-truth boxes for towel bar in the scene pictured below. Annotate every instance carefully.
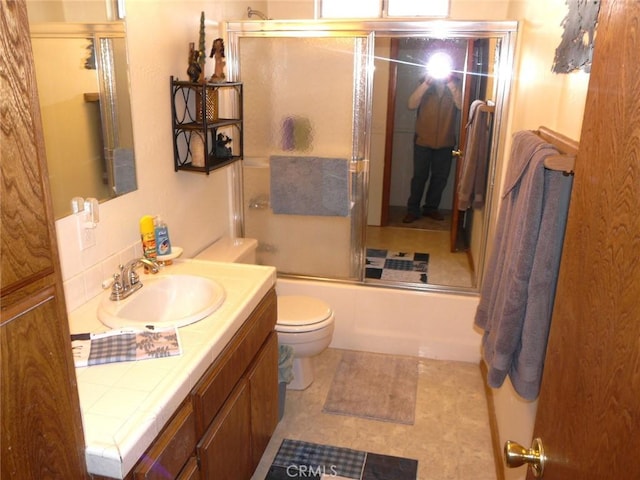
[536,126,579,174]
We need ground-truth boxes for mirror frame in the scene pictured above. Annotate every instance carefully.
[29,21,137,219]
[226,19,517,294]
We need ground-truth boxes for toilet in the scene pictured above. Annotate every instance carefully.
[194,237,335,390]
[276,295,335,390]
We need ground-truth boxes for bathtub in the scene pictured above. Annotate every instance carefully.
[276,277,482,363]
[193,235,482,363]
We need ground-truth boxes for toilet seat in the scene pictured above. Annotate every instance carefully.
[276,295,334,333]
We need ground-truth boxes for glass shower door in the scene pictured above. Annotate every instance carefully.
[233,34,370,281]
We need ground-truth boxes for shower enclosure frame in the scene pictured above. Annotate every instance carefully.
[225,19,517,294]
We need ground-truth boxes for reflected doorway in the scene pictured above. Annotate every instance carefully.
[366,36,494,289]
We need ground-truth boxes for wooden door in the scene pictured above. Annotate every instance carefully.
[1,1,87,478]
[524,1,640,478]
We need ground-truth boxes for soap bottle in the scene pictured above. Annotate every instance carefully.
[139,215,157,260]
[154,215,172,257]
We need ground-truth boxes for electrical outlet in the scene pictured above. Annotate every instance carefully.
[77,215,97,250]
[81,227,97,250]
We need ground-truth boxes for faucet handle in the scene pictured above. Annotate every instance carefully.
[109,273,124,300]
[129,268,140,286]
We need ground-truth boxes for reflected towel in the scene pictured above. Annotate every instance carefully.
[458,100,492,210]
[270,155,350,216]
[474,130,573,400]
[113,147,137,195]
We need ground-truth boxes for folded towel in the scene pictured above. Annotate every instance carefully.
[270,155,350,216]
[71,328,182,367]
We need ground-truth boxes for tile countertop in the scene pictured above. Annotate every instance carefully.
[67,259,277,479]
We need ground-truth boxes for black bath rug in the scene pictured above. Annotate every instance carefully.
[265,439,418,480]
[365,248,429,284]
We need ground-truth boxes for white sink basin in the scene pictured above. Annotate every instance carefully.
[97,274,225,329]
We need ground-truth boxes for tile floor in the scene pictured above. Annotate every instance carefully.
[252,348,497,480]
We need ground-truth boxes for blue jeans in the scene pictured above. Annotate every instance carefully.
[406,144,453,216]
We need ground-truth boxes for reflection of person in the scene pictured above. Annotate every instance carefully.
[403,74,462,223]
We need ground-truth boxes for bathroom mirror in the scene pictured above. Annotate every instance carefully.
[227,20,516,292]
[28,21,137,219]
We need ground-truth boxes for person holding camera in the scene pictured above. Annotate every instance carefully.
[403,72,462,223]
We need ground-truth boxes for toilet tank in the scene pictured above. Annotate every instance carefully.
[194,237,258,264]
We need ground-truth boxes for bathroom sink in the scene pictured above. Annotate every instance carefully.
[97,274,226,329]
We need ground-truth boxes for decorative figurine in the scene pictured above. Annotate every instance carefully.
[209,38,226,83]
[215,133,232,158]
[187,42,202,83]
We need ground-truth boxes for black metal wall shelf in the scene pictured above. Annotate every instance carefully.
[170,77,243,174]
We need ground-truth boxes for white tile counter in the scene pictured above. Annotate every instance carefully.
[67,259,276,479]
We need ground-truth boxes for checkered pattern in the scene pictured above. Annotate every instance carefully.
[267,439,418,480]
[365,249,429,284]
[88,333,137,365]
[72,329,182,367]
[272,439,366,479]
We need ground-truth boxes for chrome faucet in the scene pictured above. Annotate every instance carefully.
[109,257,159,300]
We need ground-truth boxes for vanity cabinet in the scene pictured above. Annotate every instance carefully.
[1,2,88,479]
[170,77,243,174]
[120,288,278,480]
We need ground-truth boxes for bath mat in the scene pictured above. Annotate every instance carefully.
[365,248,429,284]
[322,350,419,425]
[265,439,418,480]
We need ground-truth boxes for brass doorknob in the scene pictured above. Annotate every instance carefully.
[504,438,545,478]
[452,149,463,157]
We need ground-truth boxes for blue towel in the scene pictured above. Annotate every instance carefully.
[270,155,350,216]
[475,130,573,400]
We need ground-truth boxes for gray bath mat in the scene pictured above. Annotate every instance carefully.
[322,350,419,425]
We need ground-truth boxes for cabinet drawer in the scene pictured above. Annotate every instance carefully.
[176,456,200,480]
[192,288,276,435]
[133,401,197,480]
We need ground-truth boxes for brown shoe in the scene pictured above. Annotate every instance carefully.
[423,210,444,221]
[402,213,419,223]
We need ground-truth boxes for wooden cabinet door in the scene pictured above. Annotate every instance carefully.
[133,401,197,480]
[197,380,252,479]
[1,1,87,478]
[1,288,86,479]
[247,332,279,470]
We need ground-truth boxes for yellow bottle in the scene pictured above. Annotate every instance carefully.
[139,215,157,259]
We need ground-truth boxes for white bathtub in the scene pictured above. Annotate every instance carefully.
[276,277,482,363]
